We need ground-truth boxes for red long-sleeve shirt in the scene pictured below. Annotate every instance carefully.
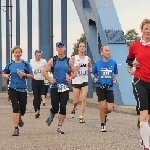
[127,41,150,83]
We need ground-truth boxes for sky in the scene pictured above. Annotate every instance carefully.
[1,0,150,68]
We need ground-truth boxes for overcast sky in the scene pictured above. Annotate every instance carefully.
[1,0,150,68]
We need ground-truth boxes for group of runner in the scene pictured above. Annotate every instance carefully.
[2,18,150,150]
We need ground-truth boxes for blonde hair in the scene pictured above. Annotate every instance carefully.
[11,46,23,53]
[140,19,150,29]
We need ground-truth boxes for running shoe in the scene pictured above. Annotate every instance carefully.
[101,125,107,132]
[12,129,19,136]
[18,118,24,127]
[46,115,54,126]
[71,109,75,118]
[79,117,85,123]
[43,102,46,106]
[35,111,40,118]
[57,128,65,134]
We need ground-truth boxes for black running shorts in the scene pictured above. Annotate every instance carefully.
[96,88,114,103]
[132,82,140,115]
[72,82,88,89]
[133,77,150,114]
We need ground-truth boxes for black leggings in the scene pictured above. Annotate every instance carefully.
[50,88,69,115]
[9,88,27,115]
[32,79,44,112]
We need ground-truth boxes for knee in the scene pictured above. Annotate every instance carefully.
[20,107,26,116]
[50,107,59,114]
[81,96,86,103]
[106,105,113,113]
[100,103,106,111]
[74,99,79,104]
[13,105,20,113]
[59,105,66,115]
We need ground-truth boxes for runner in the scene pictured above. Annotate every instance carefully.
[30,50,47,118]
[71,42,92,123]
[41,71,51,106]
[91,45,118,132]
[2,46,33,136]
[126,19,150,150]
[43,41,76,134]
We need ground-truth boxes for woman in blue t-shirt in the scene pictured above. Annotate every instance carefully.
[3,46,33,136]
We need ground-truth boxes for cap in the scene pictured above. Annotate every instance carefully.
[56,41,65,47]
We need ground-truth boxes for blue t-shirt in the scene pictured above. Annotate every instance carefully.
[51,57,69,88]
[3,60,33,90]
[92,59,118,90]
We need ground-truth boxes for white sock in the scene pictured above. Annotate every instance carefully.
[140,121,149,148]
[79,116,83,118]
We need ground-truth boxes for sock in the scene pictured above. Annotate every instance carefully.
[140,122,149,148]
[15,126,18,130]
[79,116,83,119]
[101,123,105,126]
[58,124,62,130]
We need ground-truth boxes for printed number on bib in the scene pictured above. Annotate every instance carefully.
[100,69,112,79]
[57,84,69,92]
[77,70,88,77]
[34,69,42,76]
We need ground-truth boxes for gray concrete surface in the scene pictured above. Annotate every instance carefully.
[0,92,142,150]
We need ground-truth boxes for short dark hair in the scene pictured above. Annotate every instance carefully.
[34,50,43,55]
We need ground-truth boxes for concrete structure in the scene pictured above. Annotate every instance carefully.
[0,0,135,105]
[72,0,135,105]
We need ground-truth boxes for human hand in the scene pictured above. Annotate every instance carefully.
[132,61,140,68]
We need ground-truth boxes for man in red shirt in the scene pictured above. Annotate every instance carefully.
[126,19,150,150]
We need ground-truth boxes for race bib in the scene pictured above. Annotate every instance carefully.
[77,70,88,77]
[100,69,112,79]
[34,69,42,76]
[57,84,69,92]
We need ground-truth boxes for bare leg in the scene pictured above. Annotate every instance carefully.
[99,101,107,123]
[80,86,88,116]
[13,113,19,127]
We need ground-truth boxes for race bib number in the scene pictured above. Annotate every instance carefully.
[77,70,88,77]
[34,69,42,76]
[57,84,69,92]
[100,69,112,79]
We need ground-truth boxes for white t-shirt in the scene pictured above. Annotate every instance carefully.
[72,55,89,84]
[30,58,47,80]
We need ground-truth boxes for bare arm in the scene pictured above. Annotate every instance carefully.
[113,74,118,85]
[42,58,56,84]
[127,65,134,75]
[88,57,92,72]
[69,58,77,79]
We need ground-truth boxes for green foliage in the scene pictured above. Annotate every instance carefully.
[125,29,140,47]
[72,33,86,56]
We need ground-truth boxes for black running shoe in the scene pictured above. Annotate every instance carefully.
[12,129,19,136]
[18,118,24,127]
[101,125,107,132]
[46,115,54,126]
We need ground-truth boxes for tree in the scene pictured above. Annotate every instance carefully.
[125,29,140,47]
[72,33,86,56]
